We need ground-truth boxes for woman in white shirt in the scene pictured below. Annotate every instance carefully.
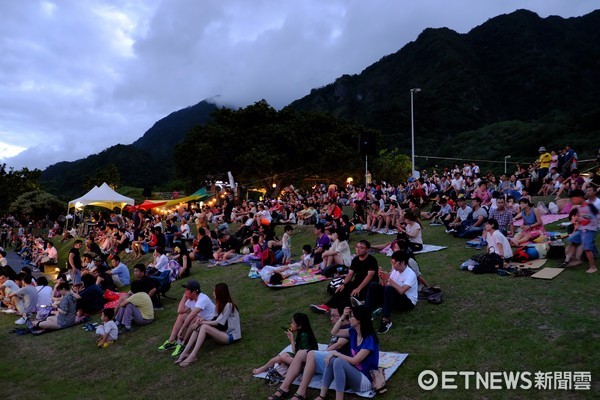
[399,211,423,252]
[484,218,513,259]
[321,229,353,268]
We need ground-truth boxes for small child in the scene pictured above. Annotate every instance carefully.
[281,225,293,265]
[299,244,314,270]
[252,312,318,375]
[95,308,118,348]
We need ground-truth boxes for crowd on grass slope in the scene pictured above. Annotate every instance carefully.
[0,144,598,398]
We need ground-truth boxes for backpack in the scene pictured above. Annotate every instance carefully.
[261,248,276,267]
[512,247,530,263]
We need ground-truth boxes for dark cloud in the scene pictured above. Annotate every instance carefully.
[0,0,596,169]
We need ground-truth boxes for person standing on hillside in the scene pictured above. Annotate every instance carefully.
[562,189,598,274]
[537,146,552,180]
[68,239,84,288]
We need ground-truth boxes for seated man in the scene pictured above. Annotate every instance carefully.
[114,280,154,332]
[72,274,104,321]
[453,197,487,238]
[213,232,241,262]
[107,255,131,288]
[190,228,213,262]
[7,274,38,324]
[443,196,471,233]
[365,250,418,334]
[488,197,514,236]
[312,223,331,266]
[157,280,215,357]
[310,240,378,314]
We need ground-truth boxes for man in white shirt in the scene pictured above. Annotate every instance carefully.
[444,197,472,233]
[364,251,418,334]
[157,280,215,357]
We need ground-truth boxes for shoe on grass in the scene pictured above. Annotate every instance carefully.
[350,297,364,308]
[171,343,184,357]
[158,340,176,351]
[15,317,26,325]
[378,319,392,334]
[309,304,329,314]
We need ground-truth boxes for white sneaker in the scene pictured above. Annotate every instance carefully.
[15,317,27,325]
[350,297,364,307]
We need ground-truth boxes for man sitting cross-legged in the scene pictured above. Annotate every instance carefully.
[364,250,418,334]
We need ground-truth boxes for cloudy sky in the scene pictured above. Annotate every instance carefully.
[1,0,597,170]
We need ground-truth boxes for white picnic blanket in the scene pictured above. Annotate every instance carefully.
[253,344,408,398]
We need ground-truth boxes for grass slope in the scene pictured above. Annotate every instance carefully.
[1,216,598,399]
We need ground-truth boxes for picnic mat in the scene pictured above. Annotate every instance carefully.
[531,267,564,280]
[209,253,245,266]
[511,259,547,270]
[379,244,447,256]
[254,344,408,398]
[514,214,568,227]
[262,268,329,288]
[414,244,447,254]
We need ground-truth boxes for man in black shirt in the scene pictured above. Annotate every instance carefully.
[310,239,378,313]
[213,232,241,262]
[191,228,213,262]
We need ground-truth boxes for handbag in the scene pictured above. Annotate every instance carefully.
[370,367,387,394]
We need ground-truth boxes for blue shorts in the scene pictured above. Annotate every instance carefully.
[569,230,598,252]
[312,350,329,374]
[282,249,291,258]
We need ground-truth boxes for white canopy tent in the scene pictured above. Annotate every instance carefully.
[68,183,134,210]
[66,183,134,230]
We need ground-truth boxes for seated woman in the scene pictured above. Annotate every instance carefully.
[36,282,77,330]
[314,305,379,400]
[397,210,423,252]
[170,242,192,279]
[510,198,544,247]
[175,283,241,367]
[483,218,513,260]
[252,313,318,377]
[320,229,352,270]
[266,307,350,400]
[131,227,150,260]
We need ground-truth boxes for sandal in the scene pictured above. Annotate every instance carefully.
[267,388,290,400]
[291,394,305,400]
[313,396,325,400]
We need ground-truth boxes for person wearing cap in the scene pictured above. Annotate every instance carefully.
[561,189,598,273]
[114,280,154,332]
[537,147,552,181]
[158,280,215,357]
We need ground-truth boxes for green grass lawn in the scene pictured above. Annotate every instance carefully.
[1,215,598,399]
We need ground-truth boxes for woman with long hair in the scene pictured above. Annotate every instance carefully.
[175,283,241,367]
[252,312,318,378]
[314,305,379,400]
